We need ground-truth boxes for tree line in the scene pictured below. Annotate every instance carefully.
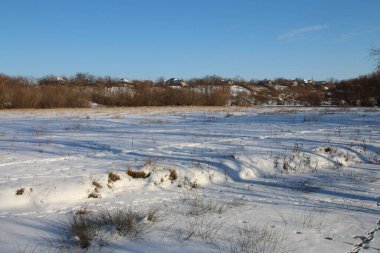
[0,71,379,109]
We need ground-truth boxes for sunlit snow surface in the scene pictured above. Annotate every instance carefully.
[0,107,379,253]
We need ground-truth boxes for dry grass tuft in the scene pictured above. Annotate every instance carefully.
[127,169,150,179]
[88,191,101,199]
[143,158,153,167]
[75,208,91,216]
[16,187,25,195]
[177,177,199,189]
[228,224,288,253]
[98,207,147,237]
[176,217,224,245]
[181,197,226,216]
[68,214,98,249]
[66,207,149,249]
[92,180,102,189]
[147,208,159,222]
[169,169,178,181]
[108,172,120,183]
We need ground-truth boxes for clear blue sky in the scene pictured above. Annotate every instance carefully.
[1,0,380,80]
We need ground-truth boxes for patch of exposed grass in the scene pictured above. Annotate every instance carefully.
[88,191,101,199]
[98,208,147,237]
[127,169,150,179]
[65,207,150,249]
[16,187,25,195]
[108,172,120,183]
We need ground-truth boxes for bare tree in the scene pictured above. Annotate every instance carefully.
[370,47,380,70]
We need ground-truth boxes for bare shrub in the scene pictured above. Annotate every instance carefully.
[98,207,147,237]
[176,217,224,245]
[16,245,40,253]
[227,196,247,208]
[228,224,288,253]
[276,207,329,231]
[181,197,226,216]
[290,208,328,231]
[143,157,153,167]
[65,207,149,249]
[127,169,150,179]
[68,214,99,248]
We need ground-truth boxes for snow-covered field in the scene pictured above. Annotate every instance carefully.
[0,107,379,253]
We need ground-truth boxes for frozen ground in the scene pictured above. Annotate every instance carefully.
[0,107,379,253]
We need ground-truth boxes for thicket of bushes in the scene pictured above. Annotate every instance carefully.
[0,71,379,109]
[0,75,89,109]
[330,71,380,106]
[91,85,230,107]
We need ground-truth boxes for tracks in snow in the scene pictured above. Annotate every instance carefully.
[0,156,78,167]
[347,219,380,253]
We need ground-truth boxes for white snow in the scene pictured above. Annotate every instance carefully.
[0,107,379,253]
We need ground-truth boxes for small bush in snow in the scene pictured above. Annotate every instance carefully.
[16,187,25,195]
[227,196,247,208]
[169,169,178,181]
[65,207,149,249]
[127,169,150,179]
[291,208,328,231]
[176,217,223,245]
[181,196,226,216]
[92,180,102,189]
[276,207,329,231]
[108,172,120,183]
[98,207,147,237]
[228,224,288,253]
[68,214,101,248]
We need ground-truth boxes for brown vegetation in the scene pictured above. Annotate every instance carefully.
[16,187,25,195]
[108,172,120,183]
[92,180,102,189]
[169,169,178,181]
[127,169,150,179]
[88,191,101,198]
[1,72,379,108]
